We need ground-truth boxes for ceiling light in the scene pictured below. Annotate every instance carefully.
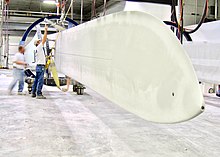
[43,0,56,5]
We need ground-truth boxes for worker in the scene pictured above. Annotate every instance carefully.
[8,46,27,95]
[62,76,71,92]
[32,25,48,99]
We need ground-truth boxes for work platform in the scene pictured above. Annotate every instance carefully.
[0,69,220,157]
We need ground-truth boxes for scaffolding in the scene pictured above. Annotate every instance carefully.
[0,0,3,67]
[0,0,9,68]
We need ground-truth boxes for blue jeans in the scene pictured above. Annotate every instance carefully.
[8,68,24,92]
[32,65,45,96]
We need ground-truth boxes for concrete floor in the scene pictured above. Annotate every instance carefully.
[0,69,220,157]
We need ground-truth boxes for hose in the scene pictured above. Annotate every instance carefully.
[103,0,107,16]
[164,21,192,41]
[80,0,83,23]
[92,0,97,18]
[186,0,209,34]
[171,0,209,34]
[63,0,74,22]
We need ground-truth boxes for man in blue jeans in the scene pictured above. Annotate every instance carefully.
[32,25,48,99]
[8,46,27,95]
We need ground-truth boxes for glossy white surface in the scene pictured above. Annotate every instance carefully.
[55,11,204,123]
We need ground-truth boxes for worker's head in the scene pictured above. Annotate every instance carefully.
[34,39,41,47]
[18,46,25,54]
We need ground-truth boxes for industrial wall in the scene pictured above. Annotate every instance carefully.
[184,0,217,26]
[106,0,218,26]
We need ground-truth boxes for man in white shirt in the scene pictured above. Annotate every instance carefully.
[8,46,27,95]
[32,25,48,99]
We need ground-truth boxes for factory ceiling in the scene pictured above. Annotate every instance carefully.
[1,0,121,36]
[7,0,119,19]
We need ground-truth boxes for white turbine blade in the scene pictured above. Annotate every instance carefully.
[51,11,205,124]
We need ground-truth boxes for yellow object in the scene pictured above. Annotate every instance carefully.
[45,57,51,69]
[62,88,68,92]
[44,31,61,89]
[45,32,60,70]
[49,58,60,89]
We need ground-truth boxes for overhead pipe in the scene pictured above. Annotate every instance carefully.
[7,10,58,15]
[0,0,3,66]
[215,0,218,20]
[71,0,74,19]
[80,0,83,24]
[3,2,9,68]
[56,0,59,16]
[103,0,107,16]
[91,0,97,19]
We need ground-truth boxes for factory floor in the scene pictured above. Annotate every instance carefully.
[0,69,220,157]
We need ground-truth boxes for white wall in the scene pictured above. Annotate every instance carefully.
[184,0,215,26]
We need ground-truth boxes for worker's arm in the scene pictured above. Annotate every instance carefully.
[13,54,27,65]
[14,61,27,65]
[41,25,48,45]
[62,76,71,92]
[66,77,71,89]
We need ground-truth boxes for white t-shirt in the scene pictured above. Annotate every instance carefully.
[35,43,46,65]
[13,52,25,69]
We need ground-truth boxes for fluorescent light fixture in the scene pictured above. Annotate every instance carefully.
[43,0,56,4]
